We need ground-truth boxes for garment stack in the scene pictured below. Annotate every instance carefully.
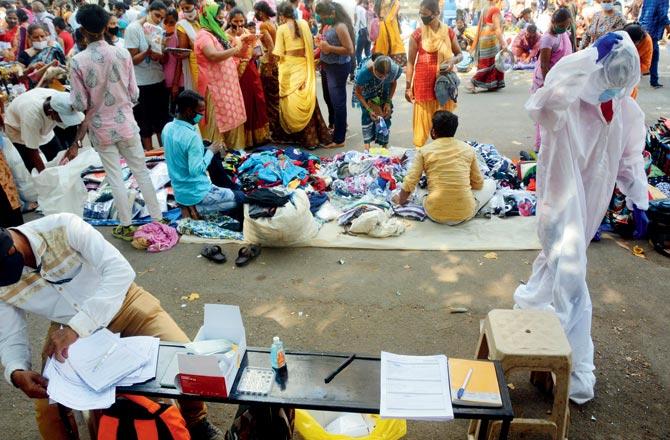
[602,117,670,236]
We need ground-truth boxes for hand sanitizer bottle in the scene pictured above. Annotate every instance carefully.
[270,336,286,369]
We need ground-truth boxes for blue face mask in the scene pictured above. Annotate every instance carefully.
[598,88,622,102]
[193,114,203,124]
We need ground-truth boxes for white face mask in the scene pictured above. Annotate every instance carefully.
[184,10,197,20]
[33,40,48,50]
[601,2,614,11]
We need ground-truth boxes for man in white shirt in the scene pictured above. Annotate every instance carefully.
[68,0,88,30]
[3,88,84,172]
[0,214,224,440]
[31,0,57,40]
[354,0,371,66]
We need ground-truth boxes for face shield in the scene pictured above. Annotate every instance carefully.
[581,32,640,104]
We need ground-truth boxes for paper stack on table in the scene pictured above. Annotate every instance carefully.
[43,329,159,411]
[379,352,454,421]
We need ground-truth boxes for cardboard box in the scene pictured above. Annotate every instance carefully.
[177,304,247,398]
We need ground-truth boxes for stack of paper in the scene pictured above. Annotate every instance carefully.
[43,329,159,410]
[379,352,454,421]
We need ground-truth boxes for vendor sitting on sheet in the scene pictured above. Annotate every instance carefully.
[511,24,541,66]
[393,111,495,225]
[163,90,243,217]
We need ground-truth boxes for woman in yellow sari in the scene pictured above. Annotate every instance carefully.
[272,1,331,148]
[176,0,201,91]
[373,0,406,66]
[405,0,462,147]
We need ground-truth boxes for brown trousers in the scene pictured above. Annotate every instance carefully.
[35,283,207,440]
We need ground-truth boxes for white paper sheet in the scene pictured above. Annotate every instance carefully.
[43,358,115,411]
[116,336,160,386]
[379,352,454,421]
[67,329,149,392]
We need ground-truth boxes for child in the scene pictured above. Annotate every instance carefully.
[393,111,495,224]
[162,8,183,114]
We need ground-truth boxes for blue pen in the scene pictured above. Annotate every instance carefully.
[457,368,474,399]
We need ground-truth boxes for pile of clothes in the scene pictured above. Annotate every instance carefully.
[602,117,670,235]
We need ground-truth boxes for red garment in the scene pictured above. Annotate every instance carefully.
[411,27,456,102]
[484,7,501,25]
[58,30,74,56]
[239,60,269,135]
[600,101,613,123]
[0,26,18,43]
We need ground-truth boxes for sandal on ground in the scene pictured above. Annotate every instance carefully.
[323,142,345,149]
[235,245,261,267]
[201,245,227,264]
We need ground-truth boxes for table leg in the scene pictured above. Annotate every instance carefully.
[477,419,489,440]
[498,418,511,440]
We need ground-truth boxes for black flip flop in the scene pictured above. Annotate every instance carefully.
[201,245,227,264]
[235,245,261,267]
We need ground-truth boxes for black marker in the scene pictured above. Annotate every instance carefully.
[324,354,356,384]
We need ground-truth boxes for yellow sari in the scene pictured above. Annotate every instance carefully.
[373,0,406,65]
[273,19,316,134]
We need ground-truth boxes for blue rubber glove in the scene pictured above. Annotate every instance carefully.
[594,32,623,63]
[632,205,649,240]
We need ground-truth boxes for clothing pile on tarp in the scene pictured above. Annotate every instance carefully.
[81,156,177,225]
[602,117,670,236]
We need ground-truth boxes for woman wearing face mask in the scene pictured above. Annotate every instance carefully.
[125,0,171,150]
[314,1,354,148]
[579,0,625,49]
[531,7,572,150]
[468,0,506,92]
[406,0,462,148]
[353,54,401,150]
[17,24,66,80]
[272,2,331,148]
[105,14,124,47]
[194,3,247,150]
[176,0,200,91]
[227,8,270,147]
[0,9,20,46]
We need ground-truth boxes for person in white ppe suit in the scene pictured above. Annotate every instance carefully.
[513,31,650,404]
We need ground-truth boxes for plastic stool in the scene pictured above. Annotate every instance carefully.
[468,309,571,440]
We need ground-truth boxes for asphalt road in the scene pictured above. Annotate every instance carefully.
[1,50,669,439]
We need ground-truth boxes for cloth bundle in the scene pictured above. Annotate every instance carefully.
[131,222,179,252]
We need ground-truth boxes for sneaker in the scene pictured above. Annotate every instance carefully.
[651,83,664,89]
[188,419,225,440]
[112,225,137,241]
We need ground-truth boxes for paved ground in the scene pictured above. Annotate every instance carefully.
[1,52,669,439]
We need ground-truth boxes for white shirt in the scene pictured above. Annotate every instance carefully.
[69,8,80,30]
[4,88,59,150]
[0,213,135,384]
[355,4,368,33]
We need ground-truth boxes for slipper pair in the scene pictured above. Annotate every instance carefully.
[200,245,261,267]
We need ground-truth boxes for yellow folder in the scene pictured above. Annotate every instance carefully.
[448,358,502,407]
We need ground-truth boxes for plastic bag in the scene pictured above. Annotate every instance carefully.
[33,148,101,216]
[243,189,319,246]
[295,410,406,440]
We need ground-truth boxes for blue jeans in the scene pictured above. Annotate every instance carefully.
[356,28,371,66]
[650,37,660,86]
[323,61,351,144]
[196,185,238,215]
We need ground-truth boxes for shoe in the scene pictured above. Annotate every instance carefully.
[651,83,664,89]
[189,419,225,440]
[112,225,137,241]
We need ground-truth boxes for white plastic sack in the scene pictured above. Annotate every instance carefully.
[243,189,319,247]
[33,147,101,216]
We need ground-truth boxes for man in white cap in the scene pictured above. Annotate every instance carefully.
[3,89,84,173]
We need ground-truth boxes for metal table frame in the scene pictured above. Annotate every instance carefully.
[120,343,513,440]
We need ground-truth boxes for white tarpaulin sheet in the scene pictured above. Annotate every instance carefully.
[179,216,541,251]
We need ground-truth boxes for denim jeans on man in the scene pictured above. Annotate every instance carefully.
[650,37,660,86]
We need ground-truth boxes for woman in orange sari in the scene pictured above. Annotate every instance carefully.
[227,8,270,147]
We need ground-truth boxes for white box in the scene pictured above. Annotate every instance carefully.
[177,304,247,397]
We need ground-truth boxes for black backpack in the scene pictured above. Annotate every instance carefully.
[648,199,670,258]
